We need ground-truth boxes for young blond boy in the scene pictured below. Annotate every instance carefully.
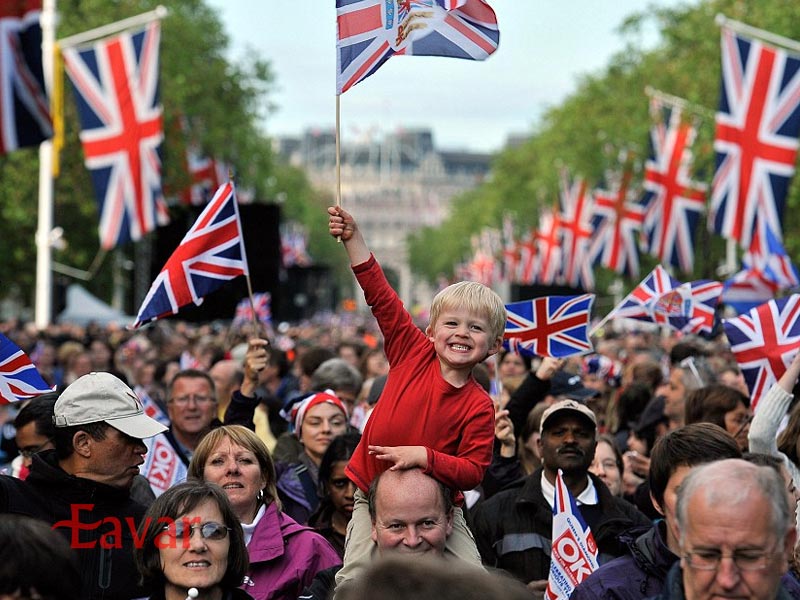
[328,206,507,586]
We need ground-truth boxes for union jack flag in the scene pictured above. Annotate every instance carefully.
[336,0,499,94]
[501,214,519,282]
[606,265,680,323]
[723,267,780,316]
[180,149,229,206]
[535,208,562,286]
[62,21,169,250]
[545,469,599,600]
[233,292,272,327]
[642,99,706,273]
[652,280,723,337]
[132,182,249,328]
[503,294,595,358]
[0,0,51,154]
[746,220,800,291]
[558,173,594,290]
[0,333,55,404]
[516,229,537,285]
[589,171,646,277]
[724,295,800,408]
[709,27,800,251]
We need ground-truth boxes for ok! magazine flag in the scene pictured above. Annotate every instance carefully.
[545,469,599,599]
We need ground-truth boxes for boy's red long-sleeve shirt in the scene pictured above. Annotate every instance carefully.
[345,254,495,494]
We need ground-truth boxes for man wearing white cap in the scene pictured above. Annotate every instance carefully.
[0,372,167,600]
[472,398,649,596]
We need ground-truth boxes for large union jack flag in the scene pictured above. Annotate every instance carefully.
[503,294,595,358]
[133,182,249,328]
[642,99,706,273]
[0,0,51,154]
[558,173,594,290]
[62,21,169,250]
[336,0,499,94]
[652,280,723,337]
[724,294,800,408]
[708,28,800,251]
[0,333,55,404]
[606,265,681,323]
[589,171,646,277]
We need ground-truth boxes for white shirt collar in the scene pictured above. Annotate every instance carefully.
[540,471,598,509]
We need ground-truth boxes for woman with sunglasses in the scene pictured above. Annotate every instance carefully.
[134,480,251,600]
[189,425,340,600]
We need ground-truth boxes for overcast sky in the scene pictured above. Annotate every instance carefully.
[205,1,695,152]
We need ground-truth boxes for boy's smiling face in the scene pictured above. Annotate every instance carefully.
[426,306,502,373]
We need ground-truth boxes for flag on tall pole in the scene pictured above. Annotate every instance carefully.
[62,20,169,250]
[558,174,594,290]
[0,0,52,153]
[642,97,706,273]
[708,22,800,252]
[545,469,599,599]
[589,170,646,278]
[336,0,499,94]
[132,182,249,329]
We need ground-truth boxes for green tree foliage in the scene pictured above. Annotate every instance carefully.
[408,0,800,291]
[0,0,325,313]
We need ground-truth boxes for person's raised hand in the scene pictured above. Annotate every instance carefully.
[241,338,268,397]
[328,206,357,241]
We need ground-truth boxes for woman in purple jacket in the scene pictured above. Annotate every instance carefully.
[189,425,341,600]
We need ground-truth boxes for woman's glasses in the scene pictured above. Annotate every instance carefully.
[162,520,231,541]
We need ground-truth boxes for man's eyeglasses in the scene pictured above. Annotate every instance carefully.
[162,521,231,541]
[170,395,215,406]
[683,547,778,571]
[19,440,53,459]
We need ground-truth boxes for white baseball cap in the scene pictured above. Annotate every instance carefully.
[54,372,167,439]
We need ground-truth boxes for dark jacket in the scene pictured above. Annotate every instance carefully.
[646,561,800,599]
[472,468,650,585]
[0,450,149,599]
[570,521,676,599]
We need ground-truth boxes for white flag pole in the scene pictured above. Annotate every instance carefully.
[715,14,800,54]
[34,0,56,329]
[58,5,168,50]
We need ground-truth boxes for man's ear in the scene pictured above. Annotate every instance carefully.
[445,509,454,538]
[370,522,378,545]
[649,491,665,517]
[72,431,92,458]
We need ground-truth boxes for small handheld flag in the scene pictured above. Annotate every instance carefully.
[132,182,249,328]
[504,295,594,358]
[0,334,56,404]
[545,469,599,599]
[724,295,800,409]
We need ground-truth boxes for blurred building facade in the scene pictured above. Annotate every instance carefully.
[275,128,493,307]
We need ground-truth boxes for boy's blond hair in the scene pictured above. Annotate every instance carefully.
[429,281,507,343]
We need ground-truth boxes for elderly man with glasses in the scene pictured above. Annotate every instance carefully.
[648,458,799,600]
[141,368,255,497]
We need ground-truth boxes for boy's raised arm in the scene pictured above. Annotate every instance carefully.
[328,206,371,266]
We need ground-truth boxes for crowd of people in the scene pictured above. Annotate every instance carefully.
[0,206,798,599]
